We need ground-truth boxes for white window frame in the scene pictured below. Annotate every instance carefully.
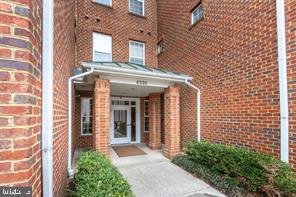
[81,97,93,136]
[129,40,145,65]
[93,0,112,7]
[129,0,145,16]
[144,100,149,133]
[92,32,112,62]
[191,4,203,25]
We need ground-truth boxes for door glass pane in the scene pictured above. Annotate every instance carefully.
[114,110,127,138]
[111,100,130,106]
[131,107,136,142]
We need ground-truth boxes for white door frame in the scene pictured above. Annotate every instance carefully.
[110,97,141,144]
[111,105,131,144]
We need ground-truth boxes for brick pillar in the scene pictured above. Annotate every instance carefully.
[164,85,180,159]
[0,1,42,195]
[93,78,110,157]
[148,93,162,150]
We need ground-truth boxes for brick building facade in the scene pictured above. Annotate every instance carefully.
[76,0,158,68]
[285,0,296,171]
[52,0,76,196]
[157,0,295,168]
[0,0,294,196]
[0,0,76,196]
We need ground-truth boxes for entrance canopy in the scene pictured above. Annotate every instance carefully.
[74,61,192,97]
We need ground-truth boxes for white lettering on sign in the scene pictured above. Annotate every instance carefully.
[136,80,148,86]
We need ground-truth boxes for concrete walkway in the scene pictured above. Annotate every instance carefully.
[111,144,225,197]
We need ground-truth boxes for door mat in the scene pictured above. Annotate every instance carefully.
[112,145,146,157]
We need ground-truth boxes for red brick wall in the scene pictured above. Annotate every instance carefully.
[157,0,284,160]
[53,0,76,196]
[148,93,162,149]
[0,0,42,195]
[76,0,158,67]
[286,0,296,168]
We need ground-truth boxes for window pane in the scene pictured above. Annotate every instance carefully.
[192,5,203,24]
[157,40,163,55]
[144,117,149,131]
[93,51,111,62]
[130,57,143,65]
[114,110,127,138]
[144,101,149,116]
[95,0,111,6]
[81,98,93,135]
[130,0,143,16]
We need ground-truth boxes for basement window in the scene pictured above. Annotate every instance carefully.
[144,100,149,132]
[81,98,93,136]
[94,0,112,7]
[129,0,144,16]
[191,3,203,25]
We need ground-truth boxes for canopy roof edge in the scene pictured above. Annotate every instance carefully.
[81,61,193,82]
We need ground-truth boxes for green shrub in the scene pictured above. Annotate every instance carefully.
[172,155,246,196]
[184,141,296,195]
[272,162,296,193]
[73,151,133,197]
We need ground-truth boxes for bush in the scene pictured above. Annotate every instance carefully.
[183,141,296,195]
[172,155,246,196]
[73,151,133,197]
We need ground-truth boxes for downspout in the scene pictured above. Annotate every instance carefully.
[185,80,201,142]
[42,0,54,196]
[68,67,94,177]
[276,0,289,162]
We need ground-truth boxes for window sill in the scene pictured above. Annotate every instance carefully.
[188,17,204,31]
[81,134,92,137]
[128,12,146,19]
[92,1,113,9]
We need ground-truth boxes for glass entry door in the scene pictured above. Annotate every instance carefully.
[110,106,131,144]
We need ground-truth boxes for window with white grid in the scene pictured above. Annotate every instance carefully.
[81,98,93,135]
[129,0,144,16]
[129,40,145,65]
